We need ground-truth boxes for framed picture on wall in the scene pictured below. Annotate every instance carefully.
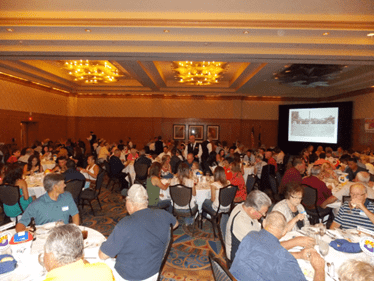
[207,125,220,141]
[173,124,186,140]
[189,125,204,140]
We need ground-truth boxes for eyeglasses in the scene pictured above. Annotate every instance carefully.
[350,193,366,197]
[257,210,267,217]
[290,195,303,200]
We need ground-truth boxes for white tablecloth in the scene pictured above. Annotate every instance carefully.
[25,175,46,198]
[0,224,110,281]
[122,163,135,184]
[195,182,211,213]
[243,166,255,184]
[40,161,55,171]
[282,229,371,281]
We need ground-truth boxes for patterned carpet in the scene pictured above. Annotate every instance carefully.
[78,177,226,281]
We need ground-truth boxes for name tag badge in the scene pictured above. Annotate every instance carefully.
[62,206,69,212]
[360,211,368,217]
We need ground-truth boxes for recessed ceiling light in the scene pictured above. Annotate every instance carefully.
[243,31,249,34]
[323,32,329,36]
[85,29,91,33]
[367,33,374,37]
[163,30,170,33]
[6,28,13,32]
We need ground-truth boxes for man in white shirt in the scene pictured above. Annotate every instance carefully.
[184,135,202,162]
[158,146,171,159]
[18,148,34,163]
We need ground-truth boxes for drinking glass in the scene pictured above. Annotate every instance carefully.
[319,225,326,237]
[319,240,329,257]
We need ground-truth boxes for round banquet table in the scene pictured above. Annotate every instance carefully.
[0,224,111,281]
[122,162,136,184]
[195,181,211,213]
[25,174,46,198]
[281,228,372,281]
[40,160,55,171]
[243,166,255,184]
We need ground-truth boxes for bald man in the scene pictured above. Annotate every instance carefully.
[230,211,325,281]
[330,183,374,231]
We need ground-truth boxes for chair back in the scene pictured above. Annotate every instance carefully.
[302,184,318,210]
[246,174,256,194]
[157,224,174,281]
[217,184,238,213]
[65,179,85,202]
[95,170,106,197]
[268,175,278,195]
[169,184,193,208]
[0,185,24,215]
[134,163,149,181]
[209,254,236,281]
[218,213,231,268]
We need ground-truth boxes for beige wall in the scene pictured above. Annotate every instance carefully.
[1,78,373,150]
[75,96,285,120]
[0,80,69,116]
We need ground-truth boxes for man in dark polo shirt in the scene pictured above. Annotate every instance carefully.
[346,157,367,181]
[99,184,178,281]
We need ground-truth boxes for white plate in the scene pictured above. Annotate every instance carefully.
[297,259,314,281]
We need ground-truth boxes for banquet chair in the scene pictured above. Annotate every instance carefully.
[302,184,333,225]
[0,185,24,223]
[209,254,236,281]
[201,184,238,239]
[65,179,85,205]
[103,161,121,192]
[246,174,256,194]
[169,184,198,236]
[157,223,174,281]
[134,163,149,186]
[79,170,105,216]
[217,213,232,268]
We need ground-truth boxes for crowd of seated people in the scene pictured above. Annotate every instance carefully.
[2,136,374,280]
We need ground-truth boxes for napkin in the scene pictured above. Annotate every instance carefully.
[162,173,174,179]
[329,239,362,253]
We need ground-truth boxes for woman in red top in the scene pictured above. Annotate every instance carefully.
[230,161,246,202]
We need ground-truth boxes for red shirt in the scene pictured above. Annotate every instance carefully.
[224,167,233,180]
[267,157,278,172]
[279,167,302,194]
[302,176,332,207]
[7,155,18,164]
[230,172,246,202]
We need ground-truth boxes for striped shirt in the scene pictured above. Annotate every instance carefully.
[334,199,374,231]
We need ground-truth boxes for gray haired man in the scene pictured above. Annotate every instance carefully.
[43,224,114,280]
[225,190,272,262]
[99,184,178,281]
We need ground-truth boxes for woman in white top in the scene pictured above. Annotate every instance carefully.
[272,182,310,232]
[81,155,100,188]
[202,166,230,213]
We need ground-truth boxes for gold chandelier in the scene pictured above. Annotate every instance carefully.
[61,60,123,84]
[173,61,226,86]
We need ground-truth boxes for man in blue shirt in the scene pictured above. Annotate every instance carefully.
[99,184,178,281]
[16,174,79,232]
[230,211,325,281]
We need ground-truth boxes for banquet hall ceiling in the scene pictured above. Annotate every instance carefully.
[0,0,373,100]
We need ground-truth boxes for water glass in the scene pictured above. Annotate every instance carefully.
[319,240,329,257]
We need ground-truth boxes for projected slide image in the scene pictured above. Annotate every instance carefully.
[288,107,339,143]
